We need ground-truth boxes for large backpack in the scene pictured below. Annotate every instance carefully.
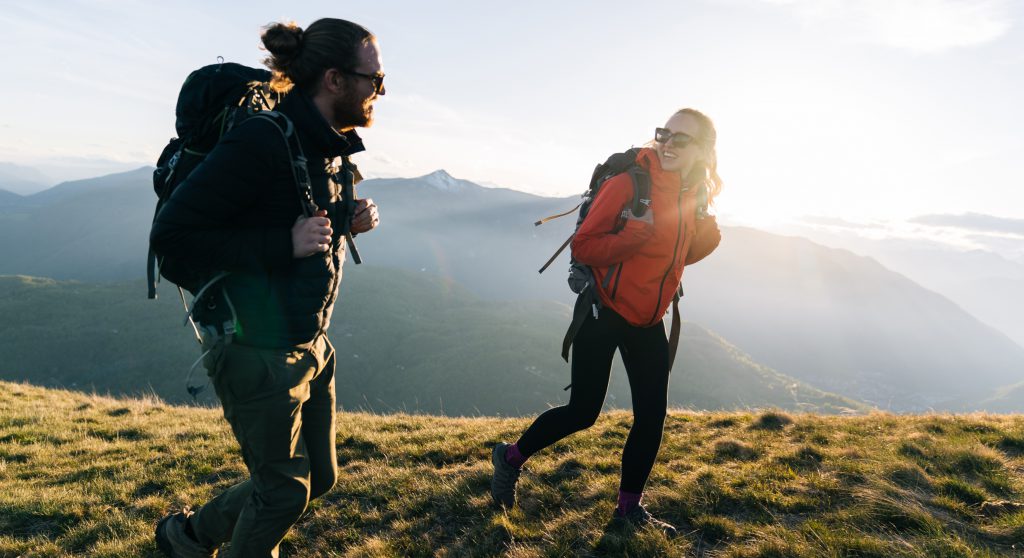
[149,62,363,305]
[150,62,277,299]
[535,149,708,378]
[147,61,317,398]
[536,147,651,282]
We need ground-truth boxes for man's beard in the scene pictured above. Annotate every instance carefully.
[333,93,373,130]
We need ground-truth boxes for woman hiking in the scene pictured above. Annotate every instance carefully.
[490,108,723,536]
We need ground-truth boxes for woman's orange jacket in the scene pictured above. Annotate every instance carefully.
[571,147,720,327]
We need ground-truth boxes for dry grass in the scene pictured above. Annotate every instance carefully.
[1,381,1023,557]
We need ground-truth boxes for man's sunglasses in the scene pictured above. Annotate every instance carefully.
[655,127,698,149]
[346,70,386,95]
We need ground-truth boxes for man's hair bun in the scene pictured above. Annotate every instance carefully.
[261,22,304,71]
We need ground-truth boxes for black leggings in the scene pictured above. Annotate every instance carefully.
[516,307,671,493]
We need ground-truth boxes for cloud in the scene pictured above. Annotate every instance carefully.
[964,233,1024,259]
[762,0,1012,53]
[798,215,883,230]
[910,212,1024,235]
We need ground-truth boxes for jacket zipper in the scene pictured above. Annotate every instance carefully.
[647,187,686,325]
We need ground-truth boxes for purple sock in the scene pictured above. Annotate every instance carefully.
[616,490,642,516]
[504,443,527,469]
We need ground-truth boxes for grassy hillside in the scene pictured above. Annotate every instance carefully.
[0,273,865,415]
[2,381,1022,557]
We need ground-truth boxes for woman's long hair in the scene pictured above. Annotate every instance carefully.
[675,108,723,204]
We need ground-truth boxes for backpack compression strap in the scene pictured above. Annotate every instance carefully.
[534,201,584,227]
[561,285,599,363]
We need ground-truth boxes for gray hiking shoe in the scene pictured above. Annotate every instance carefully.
[490,442,522,508]
[613,504,678,538]
[155,506,218,558]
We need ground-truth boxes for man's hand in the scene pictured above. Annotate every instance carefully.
[351,198,380,234]
[292,209,332,258]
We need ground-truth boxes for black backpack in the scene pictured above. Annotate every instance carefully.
[148,61,363,305]
[536,147,651,284]
[148,61,327,398]
[148,62,279,299]
[535,149,706,376]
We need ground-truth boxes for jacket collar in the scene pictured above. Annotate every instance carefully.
[277,90,366,159]
[636,147,687,193]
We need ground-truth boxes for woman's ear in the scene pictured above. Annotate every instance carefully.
[697,143,711,165]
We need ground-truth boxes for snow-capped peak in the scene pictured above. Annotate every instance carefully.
[420,169,468,192]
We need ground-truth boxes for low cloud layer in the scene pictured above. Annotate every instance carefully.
[911,212,1024,235]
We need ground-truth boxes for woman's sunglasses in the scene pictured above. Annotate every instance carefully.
[655,127,697,149]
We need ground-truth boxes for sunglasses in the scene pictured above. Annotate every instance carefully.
[654,127,698,149]
[346,70,386,95]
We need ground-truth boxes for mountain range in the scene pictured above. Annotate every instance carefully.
[778,221,1024,349]
[0,161,50,196]
[0,167,1020,411]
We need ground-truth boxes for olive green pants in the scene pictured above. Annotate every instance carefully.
[189,333,337,558]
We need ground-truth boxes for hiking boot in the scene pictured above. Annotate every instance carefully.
[155,506,218,558]
[613,504,678,538]
[490,442,522,508]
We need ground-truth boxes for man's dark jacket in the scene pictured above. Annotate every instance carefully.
[150,91,364,349]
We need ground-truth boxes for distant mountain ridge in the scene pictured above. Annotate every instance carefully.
[779,222,1024,348]
[1,167,1020,411]
[675,227,1024,409]
[0,167,154,279]
[0,161,50,195]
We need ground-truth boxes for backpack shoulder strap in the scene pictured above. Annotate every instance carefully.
[625,165,651,216]
[247,111,319,218]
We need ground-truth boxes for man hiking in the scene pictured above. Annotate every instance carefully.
[150,18,384,557]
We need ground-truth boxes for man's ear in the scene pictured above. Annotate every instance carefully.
[321,68,346,94]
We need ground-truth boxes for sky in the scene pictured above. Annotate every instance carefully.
[1,0,1022,257]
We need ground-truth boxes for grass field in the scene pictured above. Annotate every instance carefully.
[1,380,1022,557]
